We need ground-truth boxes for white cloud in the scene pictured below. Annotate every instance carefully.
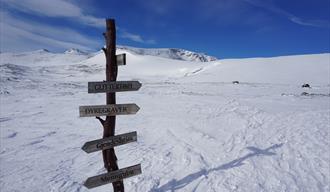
[1,22,93,52]
[2,0,104,28]
[0,0,157,52]
[290,17,330,28]
[243,0,330,28]
[0,11,99,52]
[121,31,156,44]
[3,0,81,17]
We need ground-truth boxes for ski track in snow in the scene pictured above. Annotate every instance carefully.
[0,52,329,192]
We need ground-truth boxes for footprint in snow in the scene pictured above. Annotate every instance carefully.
[7,132,17,138]
[28,139,44,145]
[0,117,11,122]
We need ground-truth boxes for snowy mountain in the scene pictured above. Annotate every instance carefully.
[0,48,329,192]
[64,48,89,55]
[117,45,217,62]
[0,49,92,66]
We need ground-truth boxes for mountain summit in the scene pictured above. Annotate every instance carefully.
[117,46,217,62]
[64,48,88,55]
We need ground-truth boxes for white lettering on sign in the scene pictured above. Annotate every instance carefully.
[88,81,141,93]
[82,132,137,153]
[79,104,140,117]
[84,164,142,189]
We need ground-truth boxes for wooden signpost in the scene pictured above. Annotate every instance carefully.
[82,132,137,153]
[116,54,126,66]
[88,81,142,93]
[79,104,140,117]
[84,164,142,189]
[79,19,141,191]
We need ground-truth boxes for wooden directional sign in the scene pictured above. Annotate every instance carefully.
[88,81,142,93]
[84,164,142,189]
[79,104,140,117]
[116,54,126,66]
[82,131,137,153]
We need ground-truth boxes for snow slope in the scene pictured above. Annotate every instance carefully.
[117,46,218,62]
[0,49,329,192]
[0,49,92,67]
[183,54,330,85]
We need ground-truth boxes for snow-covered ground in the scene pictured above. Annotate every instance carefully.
[0,49,329,192]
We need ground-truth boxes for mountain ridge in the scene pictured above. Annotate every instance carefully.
[1,46,218,62]
[117,45,218,62]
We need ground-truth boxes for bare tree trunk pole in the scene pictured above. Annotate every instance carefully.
[99,18,125,192]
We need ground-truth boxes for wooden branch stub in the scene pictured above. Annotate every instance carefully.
[102,48,107,54]
[95,116,105,125]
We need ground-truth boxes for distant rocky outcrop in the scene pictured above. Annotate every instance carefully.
[64,48,88,55]
[302,83,311,88]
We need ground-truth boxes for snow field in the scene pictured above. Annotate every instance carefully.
[0,50,329,191]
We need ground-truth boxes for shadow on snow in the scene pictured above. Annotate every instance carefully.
[151,143,284,192]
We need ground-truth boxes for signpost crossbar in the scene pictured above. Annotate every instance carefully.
[84,164,142,189]
[82,131,137,153]
[88,81,141,93]
[79,103,140,117]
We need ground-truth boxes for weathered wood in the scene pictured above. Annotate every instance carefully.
[79,104,140,117]
[82,132,137,153]
[84,164,142,189]
[116,54,126,66]
[88,81,142,93]
[103,19,125,192]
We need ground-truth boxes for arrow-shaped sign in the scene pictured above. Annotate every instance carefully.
[88,81,142,93]
[79,103,140,117]
[82,131,137,153]
[84,164,142,189]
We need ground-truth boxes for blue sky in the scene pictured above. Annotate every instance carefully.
[0,0,329,58]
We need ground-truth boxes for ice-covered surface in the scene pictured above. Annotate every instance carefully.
[0,49,329,192]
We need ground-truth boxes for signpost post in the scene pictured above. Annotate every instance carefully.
[79,19,141,191]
